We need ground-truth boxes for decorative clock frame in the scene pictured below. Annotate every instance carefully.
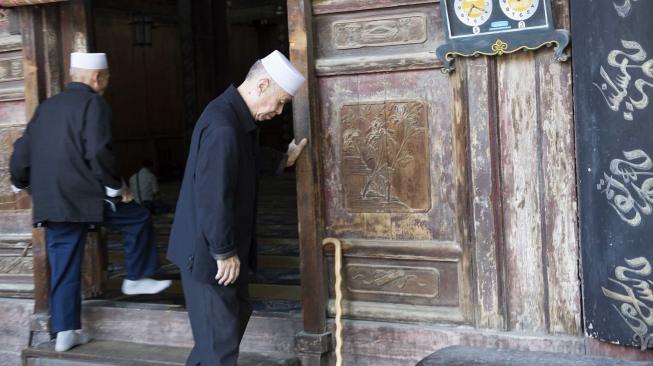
[436,0,570,72]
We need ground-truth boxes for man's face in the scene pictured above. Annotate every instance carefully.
[254,79,292,122]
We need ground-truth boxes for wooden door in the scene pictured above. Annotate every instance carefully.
[313,1,472,323]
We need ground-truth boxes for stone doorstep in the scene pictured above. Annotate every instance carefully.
[417,346,653,366]
[22,340,299,366]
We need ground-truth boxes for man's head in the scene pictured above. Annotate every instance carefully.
[69,53,110,95]
[238,51,305,122]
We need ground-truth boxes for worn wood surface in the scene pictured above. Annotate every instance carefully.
[22,340,299,366]
[41,4,61,97]
[314,3,443,76]
[31,228,47,315]
[288,0,328,336]
[332,319,587,366]
[18,6,41,116]
[0,0,66,7]
[59,0,90,83]
[417,346,652,366]
[463,56,505,330]
[80,230,106,299]
[0,9,32,299]
[497,51,547,333]
[536,43,579,336]
[312,0,438,15]
[316,0,472,320]
[1,297,650,366]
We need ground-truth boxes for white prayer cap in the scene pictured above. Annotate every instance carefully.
[260,50,305,96]
[70,52,108,70]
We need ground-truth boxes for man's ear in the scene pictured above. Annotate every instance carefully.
[257,78,271,96]
[91,70,102,85]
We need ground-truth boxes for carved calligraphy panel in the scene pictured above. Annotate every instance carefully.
[340,100,430,213]
[572,0,653,348]
[326,255,459,308]
[332,14,427,50]
[346,264,439,298]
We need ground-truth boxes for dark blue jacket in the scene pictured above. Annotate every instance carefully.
[167,85,285,284]
[10,82,122,223]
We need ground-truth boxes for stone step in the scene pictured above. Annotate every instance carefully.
[0,233,32,243]
[23,340,299,366]
[417,346,653,366]
[104,278,301,303]
[0,274,34,297]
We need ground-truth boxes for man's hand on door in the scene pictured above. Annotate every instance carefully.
[286,138,308,167]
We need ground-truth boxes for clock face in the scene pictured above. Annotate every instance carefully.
[454,0,493,27]
[500,0,540,21]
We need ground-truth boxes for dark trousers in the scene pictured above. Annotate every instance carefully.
[181,270,252,366]
[46,201,159,334]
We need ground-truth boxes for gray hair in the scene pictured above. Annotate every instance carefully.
[245,60,266,81]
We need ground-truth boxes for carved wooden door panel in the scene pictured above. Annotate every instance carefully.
[314,0,472,323]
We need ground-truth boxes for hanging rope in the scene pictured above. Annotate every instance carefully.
[322,237,344,366]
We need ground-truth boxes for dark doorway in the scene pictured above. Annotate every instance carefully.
[90,0,301,315]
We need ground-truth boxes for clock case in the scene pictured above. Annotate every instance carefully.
[436,0,570,73]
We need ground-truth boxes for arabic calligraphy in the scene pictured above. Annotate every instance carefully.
[596,149,653,227]
[594,40,653,121]
[602,257,653,350]
[613,0,646,18]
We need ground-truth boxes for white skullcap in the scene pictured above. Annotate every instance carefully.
[260,50,305,96]
[70,52,108,70]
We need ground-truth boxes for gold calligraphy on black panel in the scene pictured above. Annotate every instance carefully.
[594,40,653,121]
[597,149,653,227]
[603,257,653,350]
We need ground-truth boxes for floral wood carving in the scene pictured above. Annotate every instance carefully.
[341,100,430,213]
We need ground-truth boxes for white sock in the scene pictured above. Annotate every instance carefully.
[55,330,91,352]
[121,277,172,295]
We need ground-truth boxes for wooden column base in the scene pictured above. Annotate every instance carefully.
[295,331,332,366]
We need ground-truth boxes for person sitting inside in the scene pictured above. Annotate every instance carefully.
[129,159,159,211]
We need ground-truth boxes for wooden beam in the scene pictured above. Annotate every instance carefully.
[1,0,66,7]
[287,0,328,339]
[464,56,506,329]
[59,0,90,85]
[31,227,49,316]
[41,2,62,97]
[19,4,45,116]
[497,51,547,333]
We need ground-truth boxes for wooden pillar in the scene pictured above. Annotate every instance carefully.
[19,4,50,342]
[59,0,91,84]
[30,227,49,336]
[287,0,332,363]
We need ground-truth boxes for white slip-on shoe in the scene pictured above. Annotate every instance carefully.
[54,329,91,352]
[121,278,172,295]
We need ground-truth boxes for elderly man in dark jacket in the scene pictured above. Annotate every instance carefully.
[167,50,307,366]
[9,52,171,353]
